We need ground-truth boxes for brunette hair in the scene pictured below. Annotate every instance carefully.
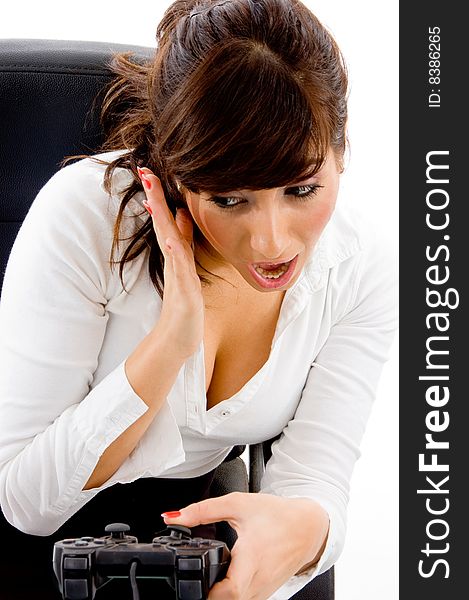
[69,0,348,298]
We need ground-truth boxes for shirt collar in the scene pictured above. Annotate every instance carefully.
[301,200,363,293]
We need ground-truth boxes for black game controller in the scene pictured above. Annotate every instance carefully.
[53,522,230,600]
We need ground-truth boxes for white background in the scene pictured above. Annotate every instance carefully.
[0,1,398,598]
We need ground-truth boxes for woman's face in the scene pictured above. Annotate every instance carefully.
[183,148,341,293]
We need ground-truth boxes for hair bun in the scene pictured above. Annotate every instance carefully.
[157,0,205,42]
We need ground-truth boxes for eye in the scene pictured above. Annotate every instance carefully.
[287,184,324,200]
[206,196,243,211]
[206,184,324,211]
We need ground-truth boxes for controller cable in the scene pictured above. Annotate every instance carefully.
[129,560,140,600]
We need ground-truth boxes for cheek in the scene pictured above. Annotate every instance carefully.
[195,207,236,251]
[303,196,337,240]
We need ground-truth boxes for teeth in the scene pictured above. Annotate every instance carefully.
[254,262,290,279]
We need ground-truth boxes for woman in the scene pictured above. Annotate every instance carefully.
[0,0,397,599]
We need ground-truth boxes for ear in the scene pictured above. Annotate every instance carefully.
[173,180,190,211]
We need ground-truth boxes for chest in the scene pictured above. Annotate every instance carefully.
[202,285,285,411]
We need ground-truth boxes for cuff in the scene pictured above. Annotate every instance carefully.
[53,360,185,512]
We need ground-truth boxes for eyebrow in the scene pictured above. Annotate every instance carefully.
[287,176,318,186]
[205,174,320,197]
[287,166,324,185]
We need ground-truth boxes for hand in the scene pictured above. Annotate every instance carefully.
[161,492,330,600]
[138,167,204,359]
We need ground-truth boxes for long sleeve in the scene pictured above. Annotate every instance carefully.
[0,159,184,536]
[260,232,398,599]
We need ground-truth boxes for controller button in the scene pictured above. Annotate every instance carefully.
[178,558,202,571]
[189,540,202,547]
[62,539,76,545]
[94,539,107,545]
[64,578,89,599]
[74,540,89,547]
[178,579,203,600]
[80,537,94,542]
[64,557,88,570]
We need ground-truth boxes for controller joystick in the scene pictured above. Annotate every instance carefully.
[166,525,192,538]
[104,522,130,538]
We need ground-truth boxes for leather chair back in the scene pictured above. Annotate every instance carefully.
[0,38,154,288]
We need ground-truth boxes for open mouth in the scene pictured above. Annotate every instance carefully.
[248,255,298,288]
[253,260,293,279]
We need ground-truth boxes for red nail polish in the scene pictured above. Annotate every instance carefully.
[137,167,152,190]
[142,175,152,190]
[143,200,153,216]
[161,511,181,519]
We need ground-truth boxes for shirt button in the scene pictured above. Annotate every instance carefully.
[221,409,231,417]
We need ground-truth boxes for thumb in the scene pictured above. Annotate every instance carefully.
[208,541,255,599]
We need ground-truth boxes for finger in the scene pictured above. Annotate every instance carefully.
[161,492,245,528]
[137,167,181,244]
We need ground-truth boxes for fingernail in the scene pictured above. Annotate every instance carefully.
[137,167,152,190]
[161,511,181,519]
[143,200,153,216]
[142,175,152,190]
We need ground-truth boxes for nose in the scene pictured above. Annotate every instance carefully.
[248,206,292,261]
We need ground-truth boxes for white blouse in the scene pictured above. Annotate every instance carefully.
[0,151,398,599]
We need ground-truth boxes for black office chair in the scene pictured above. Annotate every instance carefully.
[0,38,333,599]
